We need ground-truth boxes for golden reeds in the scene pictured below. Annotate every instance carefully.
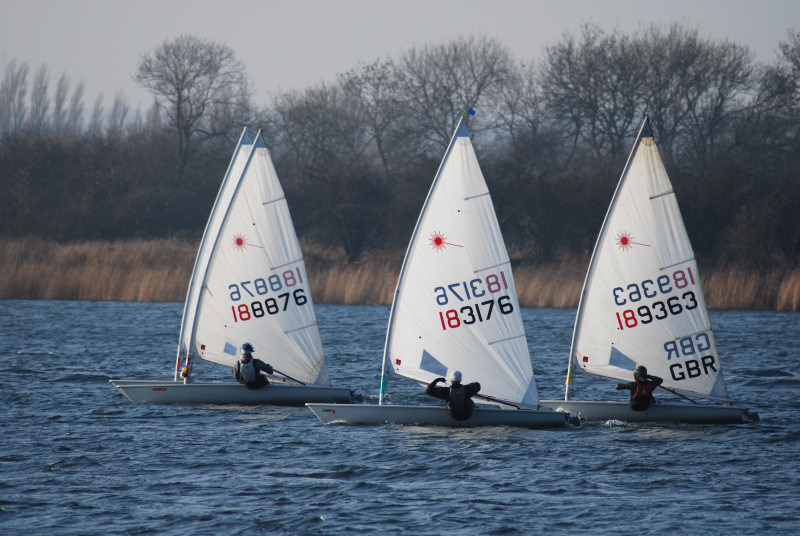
[0,238,797,310]
[301,242,401,305]
[701,266,789,311]
[0,238,195,302]
[514,254,587,309]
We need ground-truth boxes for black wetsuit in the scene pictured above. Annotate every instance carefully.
[425,378,481,420]
[233,355,274,389]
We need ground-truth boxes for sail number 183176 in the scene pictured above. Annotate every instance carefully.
[435,271,514,330]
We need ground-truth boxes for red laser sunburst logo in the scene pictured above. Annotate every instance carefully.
[232,233,263,251]
[232,233,247,250]
[616,231,650,251]
[429,231,463,251]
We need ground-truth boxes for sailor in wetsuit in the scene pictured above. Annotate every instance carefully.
[616,365,664,411]
[233,342,274,389]
[425,370,481,421]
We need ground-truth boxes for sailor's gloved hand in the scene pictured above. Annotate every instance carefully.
[616,383,625,390]
[434,377,446,383]
[265,364,274,374]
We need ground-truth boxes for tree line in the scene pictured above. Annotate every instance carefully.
[1,25,798,269]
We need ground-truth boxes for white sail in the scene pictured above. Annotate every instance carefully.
[186,130,331,385]
[177,127,253,372]
[569,117,728,400]
[382,117,538,408]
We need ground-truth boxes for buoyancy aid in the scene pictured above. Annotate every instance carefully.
[633,379,654,398]
[629,378,656,411]
[449,385,466,410]
[239,357,257,383]
[447,384,474,420]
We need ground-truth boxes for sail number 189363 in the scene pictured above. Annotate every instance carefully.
[612,268,699,330]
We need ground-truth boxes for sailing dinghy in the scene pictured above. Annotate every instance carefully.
[111,128,354,405]
[307,116,576,428]
[539,117,758,424]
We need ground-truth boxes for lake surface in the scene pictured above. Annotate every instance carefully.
[1,301,798,535]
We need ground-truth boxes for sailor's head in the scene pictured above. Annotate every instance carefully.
[240,342,254,357]
[634,365,647,380]
[448,370,462,385]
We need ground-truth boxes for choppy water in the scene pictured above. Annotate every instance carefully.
[1,300,798,535]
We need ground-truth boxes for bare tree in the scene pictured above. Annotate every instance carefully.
[540,23,755,171]
[269,83,388,261]
[52,73,70,135]
[135,35,254,174]
[339,57,417,180]
[145,101,162,131]
[540,24,644,165]
[0,59,30,139]
[66,82,85,136]
[677,39,754,168]
[744,29,799,153]
[772,29,800,144]
[627,24,756,169]
[107,91,129,139]
[87,95,104,138]
[398,36,516,152]
[493,62,545,142]
[28,65,50,136]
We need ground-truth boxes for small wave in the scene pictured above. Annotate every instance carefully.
[602,419,627,426]
[50,373,112,383]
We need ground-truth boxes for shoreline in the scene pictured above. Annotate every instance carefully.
[1,238,797,311]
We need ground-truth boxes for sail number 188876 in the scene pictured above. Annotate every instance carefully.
[231,289,307,322]
[228,267,307,322]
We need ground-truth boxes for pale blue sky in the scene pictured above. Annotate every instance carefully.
[1,0,797,112]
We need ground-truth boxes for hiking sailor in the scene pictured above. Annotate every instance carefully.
[425,370,481,421]
[616,365,664,411]
[233,342,274,389]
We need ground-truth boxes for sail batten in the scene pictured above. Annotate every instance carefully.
[284,323,319,335]
[660,258,696,271]
[474,261,511,273]
[488,334,527,345]
[272,258,304,270]
[649,189,674,200]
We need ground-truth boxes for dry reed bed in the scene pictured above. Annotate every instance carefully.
[1,239,798,311]
[514,260,586,309]
[0,239,194,302]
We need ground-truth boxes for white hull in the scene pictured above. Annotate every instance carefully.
[539,399,759,424]
[306,403,577,428]
[110,379,353,406]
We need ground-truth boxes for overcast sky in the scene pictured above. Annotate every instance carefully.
[1,0,797,112]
